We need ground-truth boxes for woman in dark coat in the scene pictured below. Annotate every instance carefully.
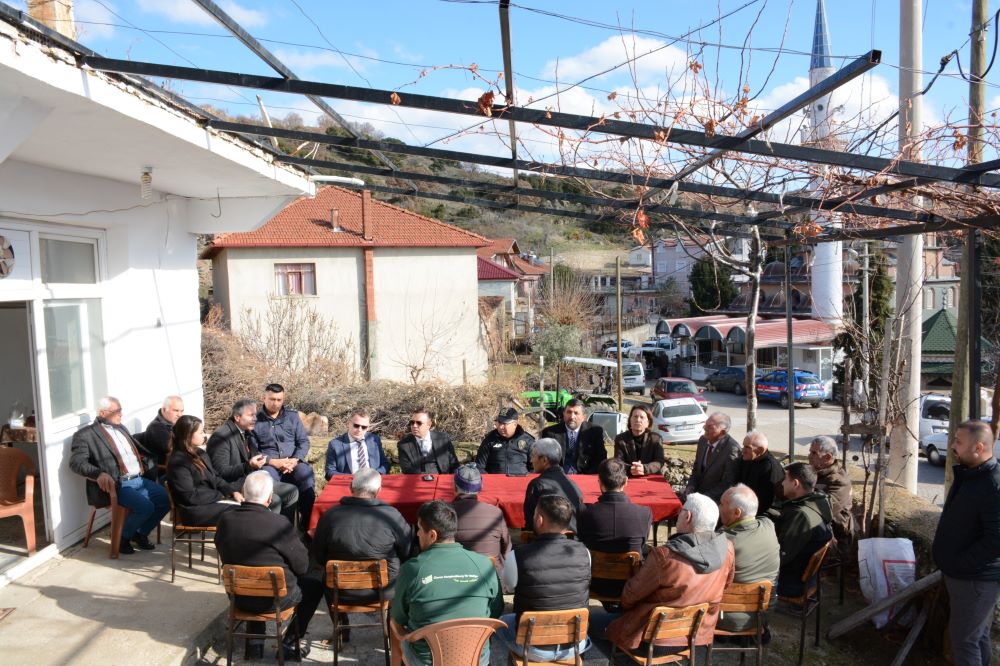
[613,404,665,476]
[166,415,242,526]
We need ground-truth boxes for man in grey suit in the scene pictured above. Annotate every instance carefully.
[682,412,740,502]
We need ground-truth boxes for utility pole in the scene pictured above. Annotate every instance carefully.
[889,0,924,493]
[947,0,987,492]
[862,242,871,393]
[616,257,624,412]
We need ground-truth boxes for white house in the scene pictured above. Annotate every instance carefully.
[0,9,312,579]
[628,244,652,267]
[205,187,491,385]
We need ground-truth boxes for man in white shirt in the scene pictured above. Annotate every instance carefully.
[324,409,389,478]
[397,409,459,475]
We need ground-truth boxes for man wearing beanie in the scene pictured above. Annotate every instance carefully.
[450,465,511,581]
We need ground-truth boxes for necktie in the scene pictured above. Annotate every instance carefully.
[356,439,368,469]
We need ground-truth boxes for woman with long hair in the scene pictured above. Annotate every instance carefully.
[166,414,243,525]
[613,404,665,476]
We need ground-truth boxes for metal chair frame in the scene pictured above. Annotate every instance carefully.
[777,541,833,665]
[164,480,221,583]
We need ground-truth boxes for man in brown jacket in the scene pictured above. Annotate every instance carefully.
[808,436,854,546]
[449,465,511,579]
[607,493,735,655]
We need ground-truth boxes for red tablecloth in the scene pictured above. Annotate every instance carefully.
[309,473,682,531]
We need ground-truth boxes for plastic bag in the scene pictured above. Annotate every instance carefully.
[857,537,917,629]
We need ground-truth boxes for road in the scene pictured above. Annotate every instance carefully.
[623,383,946,506]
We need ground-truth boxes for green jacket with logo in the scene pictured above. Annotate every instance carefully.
[391,542,502,665]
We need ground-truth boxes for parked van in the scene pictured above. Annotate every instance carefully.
[622,361,646,395]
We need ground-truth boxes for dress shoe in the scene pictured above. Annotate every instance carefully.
[118,538,136,555]
[281,639,310,661]
[132,534,156,550]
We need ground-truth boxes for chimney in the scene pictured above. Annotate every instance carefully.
[361,190,373,241]
[329,209,342,232]
[28,0,76,40]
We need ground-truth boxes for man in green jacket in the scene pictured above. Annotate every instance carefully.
[776,463,833,597]
[718,484,780,633]
[391,500,502,666]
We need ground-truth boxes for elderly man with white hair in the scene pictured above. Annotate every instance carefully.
[607,493,735,657]
[683,412,741,503]
[215,471,322,660]
[141,395,184,467]
[737,431,785,515]
[717,484,780,634]
[522,437,584,533]
[808,435,854,545]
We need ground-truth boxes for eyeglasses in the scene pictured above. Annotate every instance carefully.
[409,420,425,426]
[351,423,370,430]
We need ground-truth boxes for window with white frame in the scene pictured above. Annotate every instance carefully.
[274,263,316,296]
[40,237,97,284]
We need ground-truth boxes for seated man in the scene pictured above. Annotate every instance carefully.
[523,437,584,533]
[499,495,592,662]
[397,408,460,475]
[475,408,534,475]
[737,431,785,515]
[215,471,321,660]
[392,500,501,666]
[607,493,735,657]
[207,399,299,522]
[69,396,169,555]
[718,484,780,633]
[540,399,607,474]
[683,412,741,503]
[142,395,184,468]
[311,469,412,609]
[253,383,315,529]
[808,436,854,547]
[325,409,389,478]
[577,458,652,599]
[776,463,833,597]
[450,465,511,580]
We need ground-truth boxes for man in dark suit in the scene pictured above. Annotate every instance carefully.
[69,396,169,555]
[540,399,607,474]
[141,395,184,467]
[325,409,389,479]
[397,408,459,475]
[738,431,785,515]
[207,399,299,522]
[683,411,741,503]
[215,471,322,660]
[523,438,584,533]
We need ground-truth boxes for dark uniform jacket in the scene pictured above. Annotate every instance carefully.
[254,406,309,460]
[738,451,785,515]
[215,502,310,613]
[540,421,607,474]
[166,449,239,526]
[475,426,534,475]
[578,491,652,599]
[523,466,584,532]
[397,431,460,475]
[311,496,413,602]
[207,419,260,483]
[69,419,156,508]
[613,430,666,475]
[684,433,741,502]
[933,457,1000,581]
[142,410,174,466]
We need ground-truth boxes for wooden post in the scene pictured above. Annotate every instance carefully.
[538,355,545,429]
[616,257,624,412]
[841,356,852,468]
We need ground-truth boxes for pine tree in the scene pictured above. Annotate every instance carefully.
[687,256,738,315]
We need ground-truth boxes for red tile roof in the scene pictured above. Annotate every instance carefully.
[204,187,490,257]
[511,255,550,276]
[478,257,520,281]
[477,237,519,258]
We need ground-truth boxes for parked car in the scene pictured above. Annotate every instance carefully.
[755,369,825,408]
[920,428,1000,467]
[621,361,646,395]
[651,377,708,410]
[600,339,633,352]
[651,398,708,444]
[705,366,762,395]
[919,393,951,441]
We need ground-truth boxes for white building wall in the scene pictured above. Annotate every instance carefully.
[372,249,489,384]
[478,279,517,318]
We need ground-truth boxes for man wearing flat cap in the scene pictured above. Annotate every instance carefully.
[475,408,535,475]
[450,465,511,581]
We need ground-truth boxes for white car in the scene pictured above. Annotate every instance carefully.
[921,426,1000,467]
[919,394,951,441]
[651,398,707,444]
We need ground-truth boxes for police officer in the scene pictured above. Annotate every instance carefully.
[475,408,535,475]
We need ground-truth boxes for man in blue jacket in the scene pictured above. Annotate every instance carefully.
[325,409,389,479]
[254,383,314,530]
[932,419,1000,666]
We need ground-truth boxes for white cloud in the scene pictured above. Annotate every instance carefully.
[136,0,267,28]
[542,35,689,88]
[75,0,116,41]
[272,48,370,75]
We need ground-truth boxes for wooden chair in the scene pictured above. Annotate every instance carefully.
[222,565,300,666]
[83,481,130,559]
[778,541,832,665]
[706,580,773,666]
[394,617,505,665]
[164,481,220,583]
[0,448,36,555]
[588,550,641,604]
[507,607,590,666]
[609,603,708,665]
[325,559,391,666]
